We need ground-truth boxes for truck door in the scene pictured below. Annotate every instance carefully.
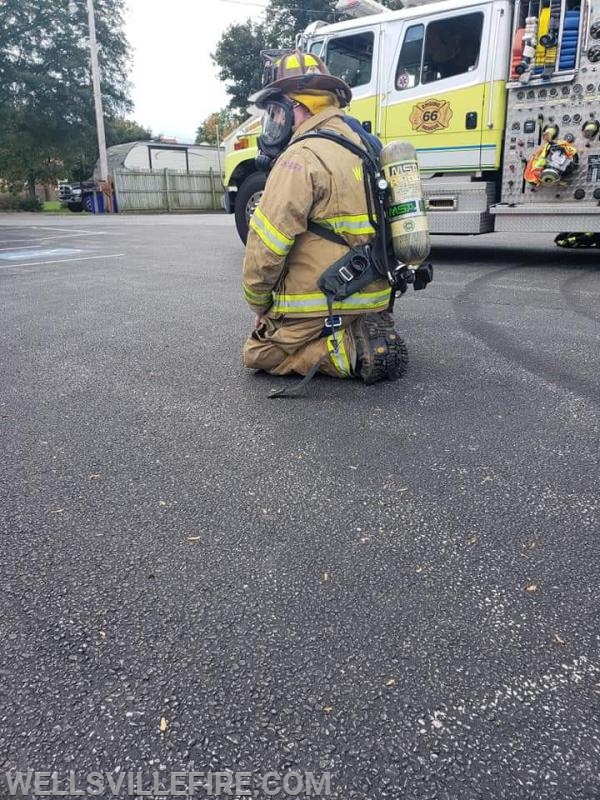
[311,25,381,136]
[382,3,508,173]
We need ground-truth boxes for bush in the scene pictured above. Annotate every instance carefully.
[0,193,43,211]
[20,196,42,211]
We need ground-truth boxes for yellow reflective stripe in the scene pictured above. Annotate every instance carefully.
[243,283,272,307]
[327,332,352,377]
[271,288,390,314]
[249,208,294,257]
[318,215,376,236]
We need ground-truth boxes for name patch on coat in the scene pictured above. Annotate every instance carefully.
[279,159,303,172]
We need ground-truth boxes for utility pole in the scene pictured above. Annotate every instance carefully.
[69,0,109,184]
[85,0,109,183]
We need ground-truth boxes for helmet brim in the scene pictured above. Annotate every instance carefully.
[249,73,352,109]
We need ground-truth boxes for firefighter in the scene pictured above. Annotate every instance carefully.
[242,49,407,389]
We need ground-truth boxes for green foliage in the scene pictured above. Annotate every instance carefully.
[0,0,132,188]
[264,0,338,47]
[211,0,401,115]
[106,117,153,147]
[195,109,242,146]
[0,193,42,211]
[212,21,274,114]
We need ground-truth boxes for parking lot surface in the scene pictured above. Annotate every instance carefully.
[1,213,599,799]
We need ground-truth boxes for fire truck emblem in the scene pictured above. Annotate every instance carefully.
[409,99,453,133]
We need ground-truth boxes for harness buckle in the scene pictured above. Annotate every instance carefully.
[338,265,354,283]
[324,315,342,330]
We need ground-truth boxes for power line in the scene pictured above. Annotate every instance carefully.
[217,0,269,7]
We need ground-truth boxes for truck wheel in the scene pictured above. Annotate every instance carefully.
[234,172,266,244]
[68,202,83,212]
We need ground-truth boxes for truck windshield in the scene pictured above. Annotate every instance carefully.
[314,32,375,88]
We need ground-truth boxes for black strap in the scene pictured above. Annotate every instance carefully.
[307,219,346,246]
[268,359,325,399]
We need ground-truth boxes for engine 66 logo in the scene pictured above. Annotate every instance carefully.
[409,99,453,133]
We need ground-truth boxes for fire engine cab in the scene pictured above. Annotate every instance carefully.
[222,0,600,247]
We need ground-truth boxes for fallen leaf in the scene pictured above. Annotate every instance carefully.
[468,536,478,545]
[525,583,538,593]
[385,678,396,687]
[49,509,64,514]
[159,717,168,733]
[553,633,566,645]
[187,536,201,543]
[88,474,100,480]
[158,500,167,507]
[359,537,370,543]
[415,566,423,573]
[99,630,106,639]
[323,572,330,581]
[322,706,333,714]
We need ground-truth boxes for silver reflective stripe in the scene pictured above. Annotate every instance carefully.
[271,289,389,314]
[250,208,294,257]
[318,215,376,236]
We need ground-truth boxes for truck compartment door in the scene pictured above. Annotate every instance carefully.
[382,6,506,173]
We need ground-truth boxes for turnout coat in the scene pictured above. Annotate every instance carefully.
[242,107,391,320]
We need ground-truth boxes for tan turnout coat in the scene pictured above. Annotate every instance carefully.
[242,107,391,320]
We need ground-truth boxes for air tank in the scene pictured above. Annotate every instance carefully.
[380,140,430,267]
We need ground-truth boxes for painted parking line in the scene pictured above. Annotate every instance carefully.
[0,253,124,269]
[0,247,85,261]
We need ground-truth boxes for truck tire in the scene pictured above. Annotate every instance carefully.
[68,202,84,212]
[234,172,266,244]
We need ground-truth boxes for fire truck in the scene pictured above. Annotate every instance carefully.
[222,0,600,247]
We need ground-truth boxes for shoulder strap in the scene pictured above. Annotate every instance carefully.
[307,219,346,246]
[294,128,390,279]
[294,129,380,175]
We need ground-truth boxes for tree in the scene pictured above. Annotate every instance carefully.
[263,0,338,47]
[0,0,131,193]
[195,109,240,146]
[212,0,402,116]
[212,21,273,115]
[106,117,152,147]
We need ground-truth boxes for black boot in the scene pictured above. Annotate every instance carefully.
[352,312,408,384]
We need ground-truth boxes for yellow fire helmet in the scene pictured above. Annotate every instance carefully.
[249,49,352,109]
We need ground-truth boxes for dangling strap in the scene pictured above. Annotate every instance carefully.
[268,358,325,399]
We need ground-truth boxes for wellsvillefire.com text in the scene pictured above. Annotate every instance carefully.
[4,770,332,798]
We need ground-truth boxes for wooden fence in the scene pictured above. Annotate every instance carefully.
[113,168,223,212]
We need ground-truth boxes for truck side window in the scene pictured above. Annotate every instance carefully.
[395,25,425,90]
[323,32,374,88]
[422,12,483,83]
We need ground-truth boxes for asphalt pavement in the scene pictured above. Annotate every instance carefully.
[0,213,599,799]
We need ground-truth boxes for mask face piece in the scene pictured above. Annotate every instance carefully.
[257,97,295,161]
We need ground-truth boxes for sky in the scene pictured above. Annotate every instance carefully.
[124,0,270,143]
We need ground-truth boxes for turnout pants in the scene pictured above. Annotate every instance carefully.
[243,316,357,379]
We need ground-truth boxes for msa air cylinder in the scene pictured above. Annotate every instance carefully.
[380,140,430,267]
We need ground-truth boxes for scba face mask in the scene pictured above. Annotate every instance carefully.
[256,97,296,172]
